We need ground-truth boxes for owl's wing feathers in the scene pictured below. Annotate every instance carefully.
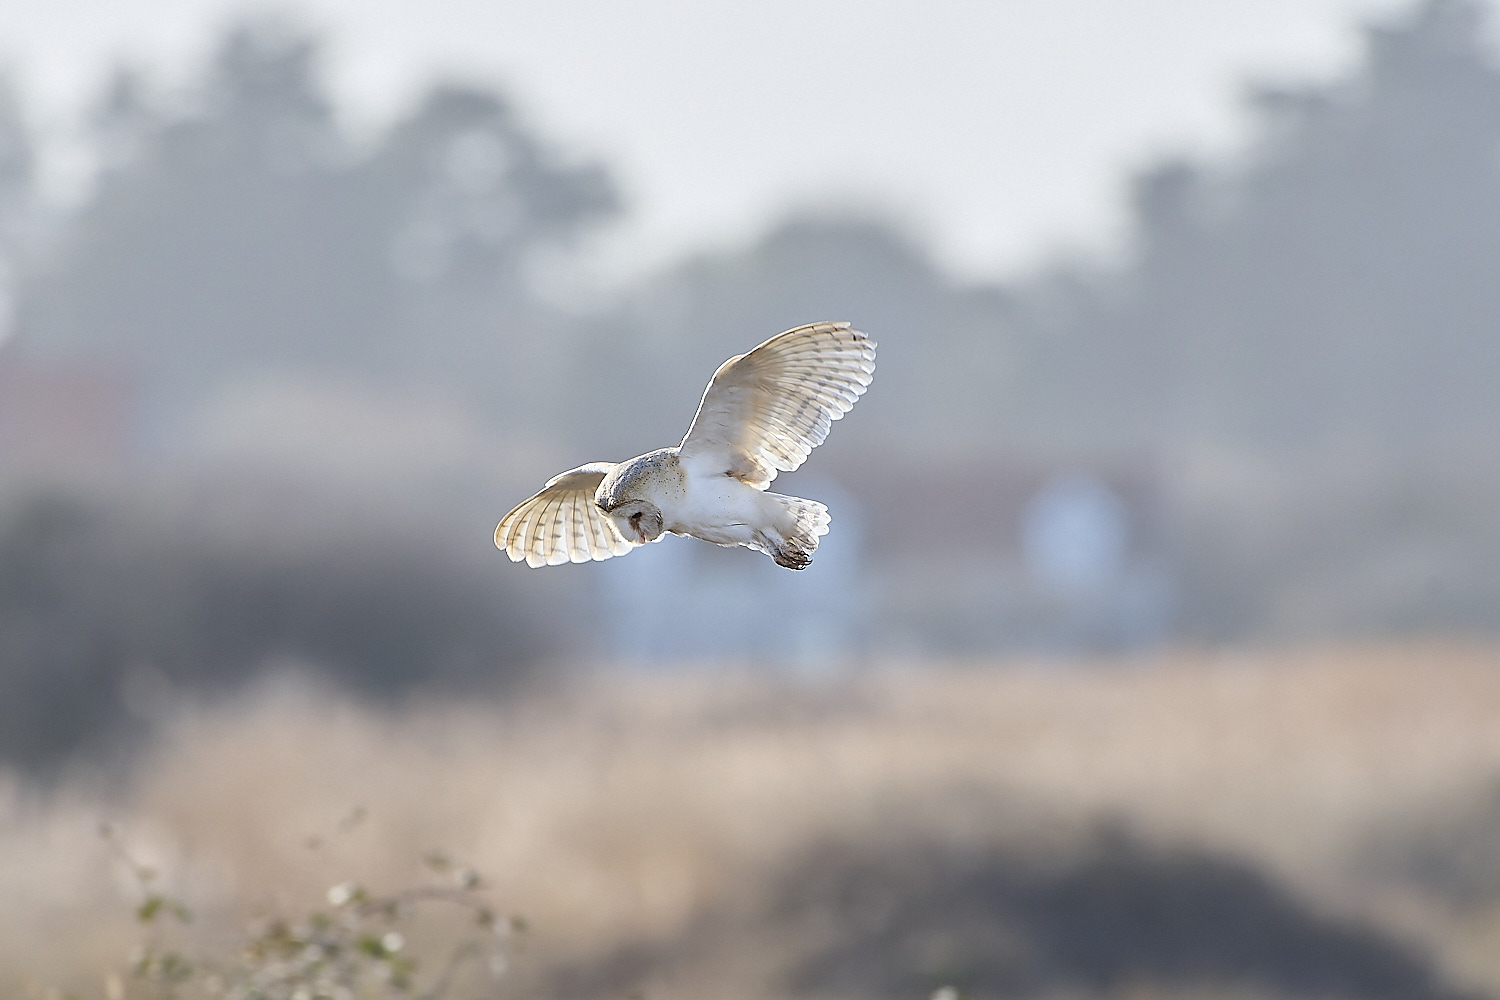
[678,322,876,488]
[494,463,635,568]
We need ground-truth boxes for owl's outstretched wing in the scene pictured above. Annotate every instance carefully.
[495,463,635,567]
[678,322,876,489]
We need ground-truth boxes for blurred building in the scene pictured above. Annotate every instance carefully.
[0,353,133,469]
[833,457,1175,655]
[593,462,1175,664]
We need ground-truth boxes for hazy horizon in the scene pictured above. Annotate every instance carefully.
[1,0,1419,283]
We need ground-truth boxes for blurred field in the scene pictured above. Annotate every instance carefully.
[6,644,1500,1000]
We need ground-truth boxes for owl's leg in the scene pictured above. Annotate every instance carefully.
[754,493,831,570]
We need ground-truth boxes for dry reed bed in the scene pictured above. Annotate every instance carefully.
[4,642,1500,997]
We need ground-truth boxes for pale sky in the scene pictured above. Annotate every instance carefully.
[0,0,1426,283]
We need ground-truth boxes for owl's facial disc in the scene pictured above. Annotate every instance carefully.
[607,500,663,544]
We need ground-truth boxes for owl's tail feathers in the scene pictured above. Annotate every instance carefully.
[762,493,831,570]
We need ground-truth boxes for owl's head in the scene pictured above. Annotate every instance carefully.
[594,464,666,542]
[601,497,663,544]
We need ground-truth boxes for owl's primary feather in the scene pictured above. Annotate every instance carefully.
[495,322,876,570]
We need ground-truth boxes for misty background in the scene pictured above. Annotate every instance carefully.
[1,0,1499,769]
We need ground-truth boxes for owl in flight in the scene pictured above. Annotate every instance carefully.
[496,321,876,570]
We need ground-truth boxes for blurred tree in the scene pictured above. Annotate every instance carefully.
[358,85,616,425]
[0,71,34,343]
[13,18,616,446]
[1029,0,1500,641]
[0,23,614,769]
[89,66,160,179]
[1035,0,1500,451]
[16,21,359,439]
[587,215,1021,462]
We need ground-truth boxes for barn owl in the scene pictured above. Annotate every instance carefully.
[495,321,876,570]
